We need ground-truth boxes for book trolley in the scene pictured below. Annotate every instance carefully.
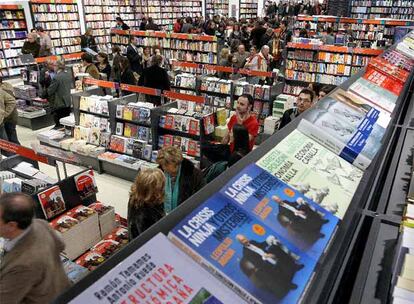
[54,31,414,304]
[0,4,29,78]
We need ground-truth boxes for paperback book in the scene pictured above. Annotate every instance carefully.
[169,194,317,304]
[74,169,98,200]
[257,130,363,218]
[70,233,244,304]
[296,108,382,170]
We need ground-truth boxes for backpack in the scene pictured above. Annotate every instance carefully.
[203,161,228,183]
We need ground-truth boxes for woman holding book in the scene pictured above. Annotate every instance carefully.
[128,168,166,240]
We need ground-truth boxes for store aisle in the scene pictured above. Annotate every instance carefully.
[16,125,132,218]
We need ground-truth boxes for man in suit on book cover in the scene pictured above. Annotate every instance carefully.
[272,195,329,241]
[236,234,303,297]
[0,193,70,303]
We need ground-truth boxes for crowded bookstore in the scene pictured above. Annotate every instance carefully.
[0,0,414,303]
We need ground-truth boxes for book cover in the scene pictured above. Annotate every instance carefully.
[297,108,381,170]
[124,123,133,138]
[116,105,124,118]
[74,170,98,199]
[70,233,244,304]
[203,115,215,135]
[189,118,200,135]
[316,89,385,142]
[329,88,391,129]
[257,130,363,218]
[123,106,133,121]
[89,127,100,146]
[115,122,123,136]
[50,215,79,233]
[220,164,339,258]
[164,114,175,129]
[37,185,66,219]
[349,77,398,114]
[169,196,317,304]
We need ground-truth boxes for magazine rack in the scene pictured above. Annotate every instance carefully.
[55,41,414,303]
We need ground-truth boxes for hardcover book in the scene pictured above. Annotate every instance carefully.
[297,108,382,170]
[169,195,317,304]
[257,130,362,218]
[74,169,98,199]
[37,185,66,219]
[70,233,244,304]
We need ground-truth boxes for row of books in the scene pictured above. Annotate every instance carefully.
[31,4,78,13]
[0,10,24,19]
[287,60,354,77]
[115,103,152,124]
[286,69,350,85]
[135,37,218,53]
[114,122,151,142]
[109,135,152,160]
[98,151,158,170]
[79,95,111,116]
[350,0,414,19]
[159,134,201,158]
[205,0,229,17]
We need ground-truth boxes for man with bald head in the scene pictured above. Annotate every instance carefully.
[0,193,70,303]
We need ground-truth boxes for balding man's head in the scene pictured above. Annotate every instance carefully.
[0,193,34,238]
[27,33,37,43]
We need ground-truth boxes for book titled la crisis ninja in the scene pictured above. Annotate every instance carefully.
[169,165,339,303]
[70,233,244,304]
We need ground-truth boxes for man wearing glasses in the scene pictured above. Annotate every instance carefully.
[278,88,315,130]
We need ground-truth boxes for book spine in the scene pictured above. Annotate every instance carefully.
[297,119,370,170]
[168,233,259,304]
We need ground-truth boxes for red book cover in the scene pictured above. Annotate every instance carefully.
[203,115,215,135]
[89,201,112,215]
[74,170,98,199]
[65,205,96,222]
[363,67,404,96]
[164,114,175,129]
[37,185,66,220]
[187,140,198,157]
[188,119,200,135]
[368,57,409,83]
[76,251,105,271]
[90,239,121,259]
[50,214,79,233]
[104,227,128,245]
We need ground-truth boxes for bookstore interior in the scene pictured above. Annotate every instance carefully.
[0,0,414,303]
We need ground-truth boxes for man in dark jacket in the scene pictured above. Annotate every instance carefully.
[278,88,314,130]
[47,60,73,128]
[250,21,267,48]
[126,37,142,74]
[80,28,98,52]
[21,33,40,58]
[138,55,170,106]
[145,17,159,31]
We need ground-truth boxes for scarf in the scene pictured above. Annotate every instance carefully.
[164,165,181,214]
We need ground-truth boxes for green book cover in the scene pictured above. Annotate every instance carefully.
[257,130,363,219]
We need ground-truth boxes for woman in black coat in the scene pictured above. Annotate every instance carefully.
[127,168,166,240]
[156,146,205,214]
[118,56,137,96]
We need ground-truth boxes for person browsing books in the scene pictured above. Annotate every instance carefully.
[21,33,40,58]
[0,193,70,304]
[222,94,259,153]
[128,168,166,240]
[156,146,205,214]
[278,88,315,130]
[81,53,100,80]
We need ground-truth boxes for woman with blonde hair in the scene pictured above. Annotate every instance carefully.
[156,146,205,213]
[127,168,166,240]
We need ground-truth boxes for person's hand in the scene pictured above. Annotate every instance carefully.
[264,253,275,259]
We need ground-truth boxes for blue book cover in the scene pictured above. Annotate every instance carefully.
[169,195,317,304]
[220,164,339,259]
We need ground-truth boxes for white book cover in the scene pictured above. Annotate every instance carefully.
[69,233,245,304]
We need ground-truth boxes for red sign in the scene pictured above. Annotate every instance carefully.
[119,84,160,96]
[83,78,118,89]
[163,91,205,103]
[0,140,48,164]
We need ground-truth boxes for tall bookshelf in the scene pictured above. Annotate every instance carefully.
[0,4,28,77]
[284,42,382,92]
[111,29,218,64]
[239,0,258,20]
[31,0,81,55]
[350,0,414,20]
[140,0,202,31]
[205,0,229,18]
[294,16,414,48]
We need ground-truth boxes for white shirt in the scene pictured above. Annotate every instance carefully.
[247,243,277,265]
[3,227,31,253]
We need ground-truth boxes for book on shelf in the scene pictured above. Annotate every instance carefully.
[69,233,244,303]
[296,106,382,170]
[257,129,363,219]
[169,192,318,304]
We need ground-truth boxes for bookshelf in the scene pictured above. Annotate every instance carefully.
[239,0,258,20]
[0,4,29,78]
[295,16,414,48]
[285,42,382,88]
[350,0,414,20]
[30,0,81,55]
[111,29,218,64]
[205,0,229,18]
